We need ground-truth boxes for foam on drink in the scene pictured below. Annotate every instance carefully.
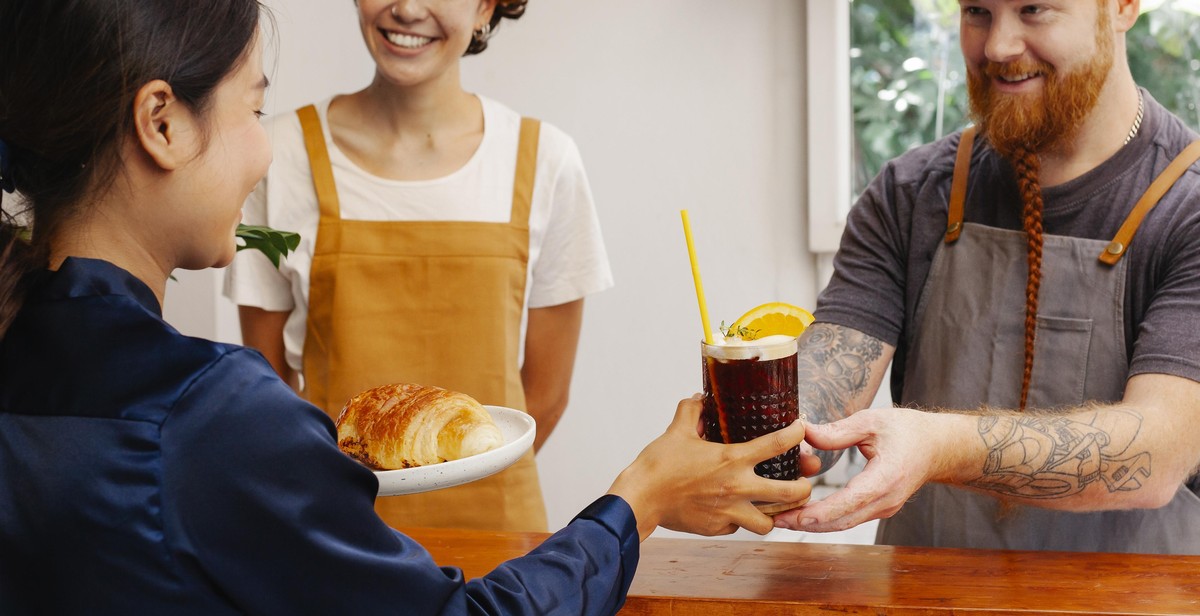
[706,334,797,360]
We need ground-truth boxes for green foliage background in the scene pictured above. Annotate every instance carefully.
[850,0,1200,195]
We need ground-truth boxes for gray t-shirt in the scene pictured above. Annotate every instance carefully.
[817,90,1200,403]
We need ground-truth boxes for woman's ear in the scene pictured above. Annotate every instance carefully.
[476,0,498,27]
[132,79,195,171]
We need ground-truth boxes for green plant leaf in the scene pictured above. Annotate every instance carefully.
[235,224,300,269]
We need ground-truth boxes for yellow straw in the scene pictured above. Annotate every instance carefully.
[680,210,714,344]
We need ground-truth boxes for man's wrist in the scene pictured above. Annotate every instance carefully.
[927,412,985,485]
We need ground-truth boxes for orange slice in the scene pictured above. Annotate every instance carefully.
[728,302,814,340]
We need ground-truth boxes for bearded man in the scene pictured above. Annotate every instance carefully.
[772,0,1200,553]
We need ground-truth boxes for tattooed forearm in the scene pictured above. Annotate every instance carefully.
[966,409,1151,499]
[796,323,886,471]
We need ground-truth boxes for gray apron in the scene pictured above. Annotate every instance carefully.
[878,126,1200,553]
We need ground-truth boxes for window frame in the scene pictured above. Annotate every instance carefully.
[805,0,853,253]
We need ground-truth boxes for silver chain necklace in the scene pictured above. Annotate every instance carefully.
[1124,89,1144,146]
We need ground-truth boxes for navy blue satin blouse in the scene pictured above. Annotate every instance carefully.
[0,258,638,615]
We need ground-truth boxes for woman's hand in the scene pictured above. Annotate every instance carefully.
[608,396,813,541]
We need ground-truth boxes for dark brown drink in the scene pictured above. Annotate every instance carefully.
[701,337,799,481]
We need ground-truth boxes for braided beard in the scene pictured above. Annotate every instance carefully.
[963,10,1112,410]
[1010,149,1043,411]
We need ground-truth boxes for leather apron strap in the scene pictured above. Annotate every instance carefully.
[1100,139,1200,264]
[944,125,977,244]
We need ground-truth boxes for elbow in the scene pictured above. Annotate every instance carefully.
[1140,461,1200,509]
[525,387,570,422]
[1124,477,1189,510]
[1127,490,1175,511]
[544,391,570,420]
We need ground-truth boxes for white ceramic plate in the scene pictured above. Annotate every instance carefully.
[373,406,535,496]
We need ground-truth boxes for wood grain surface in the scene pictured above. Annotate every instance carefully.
[404,526,1200,615]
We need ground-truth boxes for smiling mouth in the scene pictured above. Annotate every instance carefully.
[997,72,1042,84]
[384,31,433,49]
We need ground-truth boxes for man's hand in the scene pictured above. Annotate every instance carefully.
[773,407,967,533]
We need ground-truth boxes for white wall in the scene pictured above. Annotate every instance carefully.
[164,0,821,531]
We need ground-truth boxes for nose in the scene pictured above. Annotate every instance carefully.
[390,0,428,22]
[983,12,1026,63]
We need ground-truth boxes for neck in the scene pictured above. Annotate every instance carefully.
[1037,71,1140,187]
[49,187,171,307]
[348,65,477,137]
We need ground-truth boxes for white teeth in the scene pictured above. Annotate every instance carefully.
[1000,73,1037,82]
[385,32,431,48]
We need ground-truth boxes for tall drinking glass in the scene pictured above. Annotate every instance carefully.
[701,335,801,512]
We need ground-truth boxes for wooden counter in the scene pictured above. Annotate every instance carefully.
[405,526,1200,615]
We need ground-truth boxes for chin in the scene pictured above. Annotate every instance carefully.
[212,227,240,269]
[181,243,237,271]
[211,246,238,269]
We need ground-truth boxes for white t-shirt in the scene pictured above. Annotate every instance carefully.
[224,95,613,372]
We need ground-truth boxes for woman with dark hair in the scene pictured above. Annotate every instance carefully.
[0,3,814,612]
[224,0,604,533]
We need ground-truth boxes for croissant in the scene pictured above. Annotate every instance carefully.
[335,383,504,470]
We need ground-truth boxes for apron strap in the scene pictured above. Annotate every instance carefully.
[295,106,538,229]
[297,105,342,222]
[510,118,540,228]
[945,125,977,243]
[1100,139,1200,265]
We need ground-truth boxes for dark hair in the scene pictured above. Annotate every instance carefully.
[464,0,527,55]
[0,0,264,338]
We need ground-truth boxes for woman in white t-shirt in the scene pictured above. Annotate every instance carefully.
[224,0,612,532]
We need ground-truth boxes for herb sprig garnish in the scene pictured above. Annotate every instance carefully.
[719,321,761,341]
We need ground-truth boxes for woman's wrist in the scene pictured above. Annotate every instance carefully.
[607,465,661,542]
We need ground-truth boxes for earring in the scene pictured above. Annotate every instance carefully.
[473,22,492,44]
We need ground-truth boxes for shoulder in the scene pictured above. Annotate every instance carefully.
[531,117,583,172]
[883,130,967,190]
[1141,91,1200,200]
[1143,90,1200,159]
[850,130,970,218]
[479,95,584,171]
[151,341,302,429]
[1138,94,1200,230]
[91,305,254,420]
[169,346,330,441]
[160,345,353,504]
[535,121,584,177]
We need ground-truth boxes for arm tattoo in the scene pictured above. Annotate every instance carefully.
[966,409,1151,499]
[796,323,885,471]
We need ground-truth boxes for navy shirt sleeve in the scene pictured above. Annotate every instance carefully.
[161,349,639,615]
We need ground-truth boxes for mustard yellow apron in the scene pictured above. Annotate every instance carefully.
[296,104,548,532]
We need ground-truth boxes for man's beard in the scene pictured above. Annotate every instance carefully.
[966,28,1114,158]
